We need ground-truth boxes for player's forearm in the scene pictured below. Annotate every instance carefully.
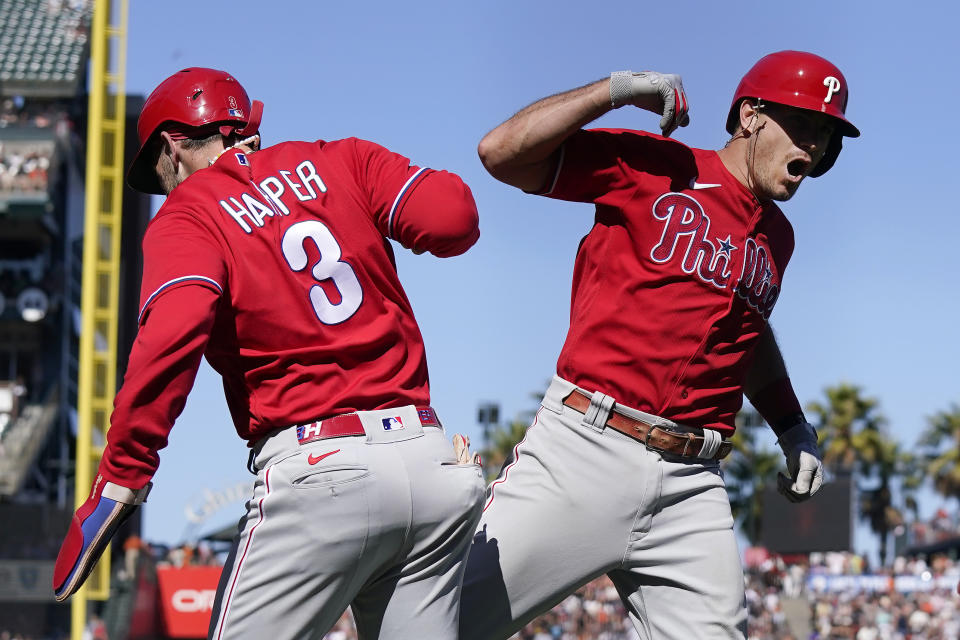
[743,325,788,398]
[100,285,219,488]
[477,79,612,192]
[744,325,804,436]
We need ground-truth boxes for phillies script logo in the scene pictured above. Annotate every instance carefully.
[650,192,779,318]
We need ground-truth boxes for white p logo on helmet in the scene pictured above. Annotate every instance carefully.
[823,76,841,103]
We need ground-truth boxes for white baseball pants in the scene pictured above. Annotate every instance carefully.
[209,405,485,640]
[459,376,747,640]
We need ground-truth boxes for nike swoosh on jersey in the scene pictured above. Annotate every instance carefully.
[308,449,341,465]
[689,180,723,190]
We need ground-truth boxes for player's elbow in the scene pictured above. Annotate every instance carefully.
[478,130,551,193]
[425,192,480,258]
[404,172,480,257]
[477,132,509,181]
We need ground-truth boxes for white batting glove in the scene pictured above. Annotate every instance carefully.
[776,422,823,503]
[452,433,481,465]
[609,71,690,137]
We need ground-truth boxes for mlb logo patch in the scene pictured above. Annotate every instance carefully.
[236,153,248,166]
[382,416,404,431]
[228,108,244,117]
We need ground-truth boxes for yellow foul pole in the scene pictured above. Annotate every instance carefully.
[72,0,129,637]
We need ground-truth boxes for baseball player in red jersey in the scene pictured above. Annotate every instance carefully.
[459,51,859,639]
[52,67,486,639]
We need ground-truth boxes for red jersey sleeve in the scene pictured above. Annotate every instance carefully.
[137,211,227,324]
[347,138,479,257]
[542,128,690,204]
[97,212,227,488]
[100,284,220,489]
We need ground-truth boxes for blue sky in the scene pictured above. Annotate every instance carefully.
[123,1,960,549]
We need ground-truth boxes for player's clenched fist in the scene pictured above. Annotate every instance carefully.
[609,71,690,137]
[776,421,823,503]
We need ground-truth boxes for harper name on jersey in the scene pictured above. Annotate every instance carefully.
[122,137,479,457]
[218,153,328,233]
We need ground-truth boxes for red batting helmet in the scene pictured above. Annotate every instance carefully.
[725,51,859,177]
[127,67,264,194]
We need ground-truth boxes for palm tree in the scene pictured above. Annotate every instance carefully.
[807,383,886,472]
[478,387,548,481]
[917,404,960,500]
[480,419,530,479]
[897,450,925,523]
[723,409,783,545]
[806,383,901,564]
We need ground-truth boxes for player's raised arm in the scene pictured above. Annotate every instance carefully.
[478,71,689,192]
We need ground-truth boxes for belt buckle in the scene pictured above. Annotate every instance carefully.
[642,423,699,458]
[640,424,667,454]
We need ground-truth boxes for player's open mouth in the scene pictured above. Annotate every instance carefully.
[786,159,809,179]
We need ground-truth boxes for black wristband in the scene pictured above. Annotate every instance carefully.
[772,411,807,438]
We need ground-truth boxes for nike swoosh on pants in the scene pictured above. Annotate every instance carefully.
[308,449,341,465]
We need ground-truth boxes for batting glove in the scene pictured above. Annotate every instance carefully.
[609,70,690,137]
[53,475,151,601]
[776,422,823,503]
[452,433,481,465]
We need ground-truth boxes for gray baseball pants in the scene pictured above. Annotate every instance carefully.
[459,376,747,640]
[209,405,485,640]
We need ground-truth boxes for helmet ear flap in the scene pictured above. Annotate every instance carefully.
[809,134,843,178]
[236,100,263,137]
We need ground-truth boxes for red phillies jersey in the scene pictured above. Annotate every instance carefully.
[102,138,478,487]
[544,128,794,434]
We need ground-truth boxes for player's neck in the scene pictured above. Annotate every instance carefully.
[716,140,753,197]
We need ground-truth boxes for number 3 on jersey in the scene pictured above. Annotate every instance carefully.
[281,220,363,324]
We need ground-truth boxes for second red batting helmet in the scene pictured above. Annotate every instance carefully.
[726,51,859,177]
[127,67,264,194]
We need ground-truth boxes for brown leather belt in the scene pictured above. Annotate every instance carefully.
[562,390,732,461]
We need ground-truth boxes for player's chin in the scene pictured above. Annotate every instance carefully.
[774,172,805,201]
[765,182,798,202]
[781,183,801,201]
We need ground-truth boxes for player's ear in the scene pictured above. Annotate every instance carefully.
[738,99,761,136]
[157,130,181,168]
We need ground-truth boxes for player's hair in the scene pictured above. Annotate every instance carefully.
[180,131,231,151]
[180,130,261,154]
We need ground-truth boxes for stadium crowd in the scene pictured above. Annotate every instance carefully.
[0,144,51,194]
[0,97,71,196]
[335,551,960,640]
[281,548,960,640]
[1,549,959,639]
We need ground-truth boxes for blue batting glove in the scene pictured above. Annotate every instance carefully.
[53,475,151,601]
